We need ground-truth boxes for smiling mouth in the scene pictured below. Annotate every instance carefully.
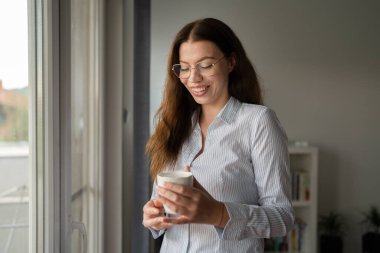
[191,86,207,92]
[189,85,210,97]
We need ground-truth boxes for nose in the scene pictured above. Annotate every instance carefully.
[188,67,203,83]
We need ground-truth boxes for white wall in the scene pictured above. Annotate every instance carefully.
[150,1,380,252]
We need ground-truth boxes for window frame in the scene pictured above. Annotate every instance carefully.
[29,0,61,252]
[29,0,121,252]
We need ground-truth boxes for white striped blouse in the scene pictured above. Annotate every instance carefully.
[150,96,294,253]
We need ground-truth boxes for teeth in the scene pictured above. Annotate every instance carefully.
[192,86,207,92]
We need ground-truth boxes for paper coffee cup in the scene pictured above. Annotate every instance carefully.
[156,171,193,214]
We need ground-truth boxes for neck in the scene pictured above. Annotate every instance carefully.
[200,96,230,127]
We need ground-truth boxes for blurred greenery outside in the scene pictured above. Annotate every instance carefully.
[0,87,28,142]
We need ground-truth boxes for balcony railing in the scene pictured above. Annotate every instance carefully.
[0,142,29,253]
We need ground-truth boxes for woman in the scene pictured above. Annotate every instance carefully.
[143,18,294,253]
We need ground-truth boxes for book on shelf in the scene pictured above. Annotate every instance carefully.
[264,217,307,252]
[291,170,310,202]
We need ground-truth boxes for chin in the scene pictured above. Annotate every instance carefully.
[192,97,209,105]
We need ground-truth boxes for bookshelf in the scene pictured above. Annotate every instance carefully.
[265,146,318,253]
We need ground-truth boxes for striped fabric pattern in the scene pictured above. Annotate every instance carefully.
[150,96,294,253]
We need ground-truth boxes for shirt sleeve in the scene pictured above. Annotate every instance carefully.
[215,108,294,240]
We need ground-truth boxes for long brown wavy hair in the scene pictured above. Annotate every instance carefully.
[146,18,263,181]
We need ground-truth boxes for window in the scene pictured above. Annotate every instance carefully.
[0,1,30,252]
[1,1,123,252]
[69,0,104,252]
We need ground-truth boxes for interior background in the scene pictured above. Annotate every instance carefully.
[149,1,380,252]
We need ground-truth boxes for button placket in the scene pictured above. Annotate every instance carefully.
[185,126,203,167]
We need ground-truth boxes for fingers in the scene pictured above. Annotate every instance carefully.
[142,202,188,229]
[143,215,190,229]
[152,199,164,208]
[164,215,190,225]
[142,216,173,230]
[143,199,164,210]
[157,187,195,208]
[143,200,165,217]
[143,200,174,230]
[159,183,194,197]
[157,195,195,217]
[144,205,162,216]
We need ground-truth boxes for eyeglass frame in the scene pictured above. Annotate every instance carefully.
[171,56,225,79]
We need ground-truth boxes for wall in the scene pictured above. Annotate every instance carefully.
[150,1,380,252]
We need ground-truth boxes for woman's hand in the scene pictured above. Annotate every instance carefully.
[156,166,228,227]
[142,199,174,230]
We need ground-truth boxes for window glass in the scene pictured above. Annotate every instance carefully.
[0,1,29,253]
[70,0,103,252]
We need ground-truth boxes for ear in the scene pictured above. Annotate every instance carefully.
[227,53,236,73]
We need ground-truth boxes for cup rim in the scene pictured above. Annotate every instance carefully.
[157,171,192,178]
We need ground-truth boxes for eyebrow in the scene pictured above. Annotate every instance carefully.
[179,56,217,64]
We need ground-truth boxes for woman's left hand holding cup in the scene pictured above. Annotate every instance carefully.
[142,199,174,230]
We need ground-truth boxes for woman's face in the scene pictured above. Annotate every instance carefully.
[178,40,234,110]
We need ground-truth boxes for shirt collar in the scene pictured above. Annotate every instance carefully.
[191,96,242,126]
[191,107,201,128]
[216,96,241,124]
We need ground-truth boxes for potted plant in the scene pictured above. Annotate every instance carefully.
[361,205,380,253]
[318,212,346,253]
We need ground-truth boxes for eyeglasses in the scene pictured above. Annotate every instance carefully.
[172,56,225,79]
